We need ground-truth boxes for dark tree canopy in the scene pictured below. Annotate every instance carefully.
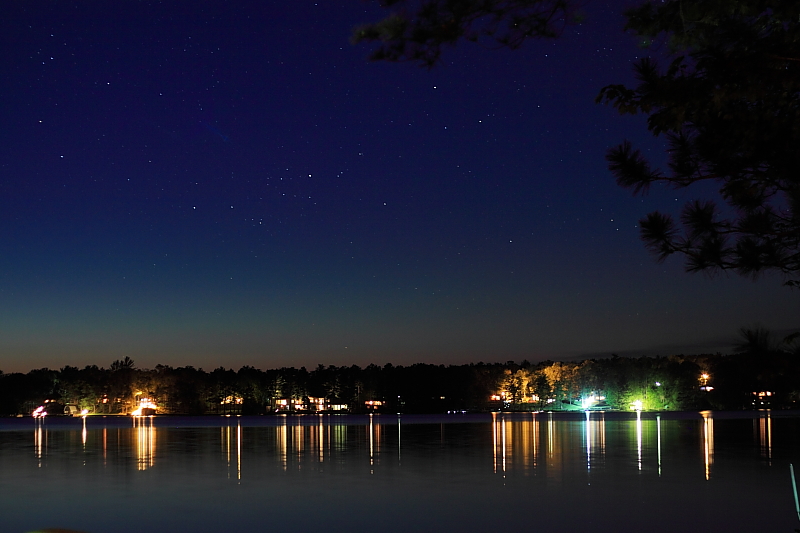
[597,1,800,287]
[354,0,800,287]
[352,0,578,67]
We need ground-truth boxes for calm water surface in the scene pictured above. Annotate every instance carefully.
[1,411,798,533]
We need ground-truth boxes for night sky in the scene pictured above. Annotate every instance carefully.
[1,1,796,373]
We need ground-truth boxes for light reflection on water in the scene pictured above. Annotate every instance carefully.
[702,410,715,480]
[1,411,798,533]
[134,416,156,471]
[758,410,772,462]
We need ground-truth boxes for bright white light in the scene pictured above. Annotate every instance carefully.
[581,395,597,410]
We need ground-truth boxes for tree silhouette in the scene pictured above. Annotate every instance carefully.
[734,324,777,355]
[597,1,800,287]
[354,1,800,287]
[352,0,578,67]
[110,356,135,371]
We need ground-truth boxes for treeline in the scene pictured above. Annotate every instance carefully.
[1,343,798,416]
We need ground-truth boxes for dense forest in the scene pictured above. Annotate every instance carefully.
[2,333,798,416]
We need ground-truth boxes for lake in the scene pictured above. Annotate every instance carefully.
[1,411,798,532]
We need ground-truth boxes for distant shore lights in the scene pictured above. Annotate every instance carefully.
[581,394,605,410]
[132,396,157,417]
[699,373,714,392]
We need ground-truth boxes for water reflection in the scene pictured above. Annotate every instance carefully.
[397,415,402,463]
[492,412,504,474]
[656,415,661,476]
[487,412,676,479]
[8,413,798,533]
[7,412,800,533]
[701,410,714,480]
[368,414,381,473]
[133,416,156,471]
[20,411,773,484]
[525,413,540,470]
[237,421,241,480]
[317,415,322,463]
[757,411,772,463]
[585,412,591,471]
[636,410,642,471]
[491,413,609,476]
[585,411,605,472]
[491,412,540,475]
[34,418,45,466]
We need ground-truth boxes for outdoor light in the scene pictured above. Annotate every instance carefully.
[581,395,598,410]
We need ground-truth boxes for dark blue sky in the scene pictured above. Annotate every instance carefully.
[1,1,796,373]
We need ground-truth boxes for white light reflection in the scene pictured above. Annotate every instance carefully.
[501,415,507,477]
[369,414,374,474]
[656,414,662,477]
[585,411,591,472]
[591,413,606,469]
[34,418,45,466]
[636,410,642,472]
[224,425,231,478]
[701,410,714,480]
[81,416,87,449]
[397,415,402,464]
[236,419,241,482]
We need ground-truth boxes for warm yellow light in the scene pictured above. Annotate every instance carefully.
[139,398,157,409]
[221,395,244,405]
[132,397,157,416]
